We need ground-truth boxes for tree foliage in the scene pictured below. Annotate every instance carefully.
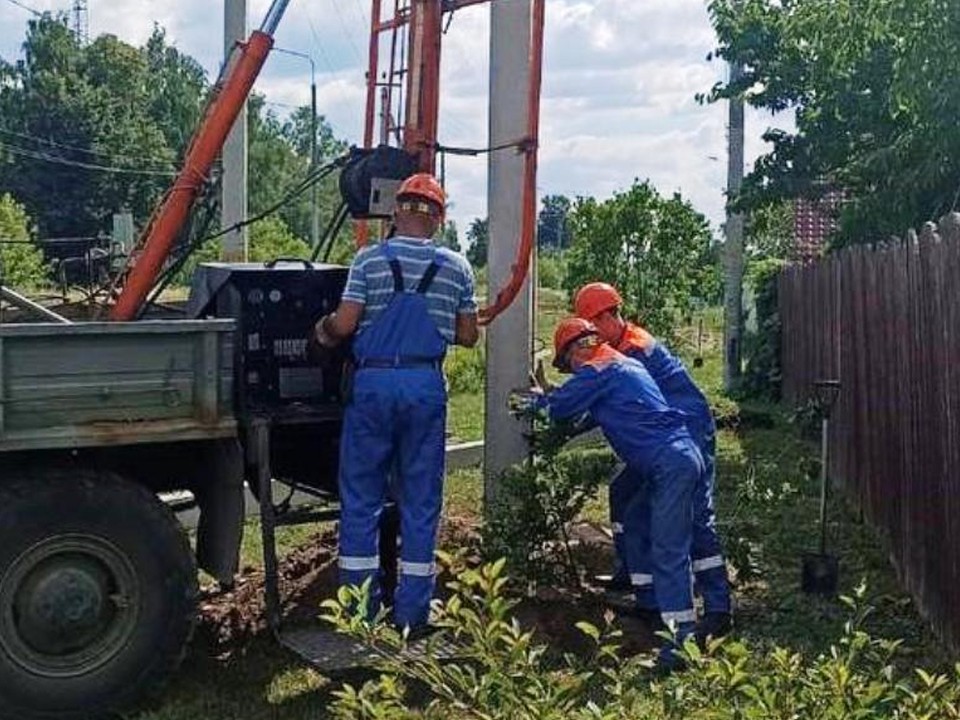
[0,18,182,235]
[563,180,717,337]
[0,193,46,289]
[465,217,488,269]
[705,0,960,244]
[537,194,573,252]
[0,15,349,263]
[436,220,461,252]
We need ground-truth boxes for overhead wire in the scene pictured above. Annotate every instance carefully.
[0,127,176,169]
[329,0,365,67]
[307,17,339,78]
[140,153,350,314]
[1,0,42,16]
[0,141,178,177]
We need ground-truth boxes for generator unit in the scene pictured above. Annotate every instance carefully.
[186,259,350,495]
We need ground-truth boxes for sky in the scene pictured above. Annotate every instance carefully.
[0,0,790,239]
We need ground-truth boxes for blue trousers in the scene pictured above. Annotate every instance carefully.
[610,433,731,614]
[690,431,731,613]
[621,440,702,633]
[338,368,447,628]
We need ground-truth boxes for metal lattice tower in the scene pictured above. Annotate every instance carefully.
[72,0,89,43]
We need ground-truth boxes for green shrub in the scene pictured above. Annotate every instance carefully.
[741,258,784,400]
[444,346,485,395]
[248,215,312,262]
[480,420,615,588]
[0,194,47,289]
[323,564,960,720]
[537,251,566,290]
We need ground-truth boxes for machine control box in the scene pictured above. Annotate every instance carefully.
[186,261,350,414]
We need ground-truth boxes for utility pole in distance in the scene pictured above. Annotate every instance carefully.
[723,60,745,392]
[222,0,249,262]
[274,47,319,249]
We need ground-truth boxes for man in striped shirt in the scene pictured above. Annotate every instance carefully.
[315,174,478,632]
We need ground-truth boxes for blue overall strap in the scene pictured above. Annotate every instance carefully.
[385,253,406,293]
[416,260,442,294]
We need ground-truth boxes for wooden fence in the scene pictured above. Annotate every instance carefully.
[779,213,960,653]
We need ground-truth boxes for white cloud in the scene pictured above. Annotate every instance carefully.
[0,0,793,239]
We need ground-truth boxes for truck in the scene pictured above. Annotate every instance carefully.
[0,259,390,718]
[0,0,544,715]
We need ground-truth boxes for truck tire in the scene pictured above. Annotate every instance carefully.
[0,468,198,719]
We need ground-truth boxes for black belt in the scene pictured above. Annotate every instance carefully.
[355,356,443,370]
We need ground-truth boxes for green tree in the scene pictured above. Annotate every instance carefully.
[537,194,572,252]
[0,193,46,289]
[747,201,794,262]
[247,215,311,263]
[465,216,488,268]
[437,220,461,252]
[705,0,960,244]
[248,95,349,251]
[564,180,714,336]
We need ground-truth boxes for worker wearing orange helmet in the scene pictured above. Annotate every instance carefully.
[316,173,479,632]
[573,281,732,642]
[511,317,703,671]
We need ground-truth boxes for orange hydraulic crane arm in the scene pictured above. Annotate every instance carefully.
[109,0,292,321]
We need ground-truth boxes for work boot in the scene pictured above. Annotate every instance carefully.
[635,608,666,635]
[693,611,733,648]
[614,606,666,635]
[594,571,632,592]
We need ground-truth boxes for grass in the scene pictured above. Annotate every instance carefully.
[137,297,950,718]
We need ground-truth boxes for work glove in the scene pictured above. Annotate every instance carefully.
[508,388,544,418]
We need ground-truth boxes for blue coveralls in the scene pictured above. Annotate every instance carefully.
[539,346,703,634]
[338,245,449,629]
[611,324,731,615]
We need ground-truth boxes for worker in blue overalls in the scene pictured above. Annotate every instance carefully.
[574,282,732,643]
[512,318,702,669]
[315,173,479,632]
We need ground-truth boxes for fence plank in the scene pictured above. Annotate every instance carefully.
[779,229,960,653]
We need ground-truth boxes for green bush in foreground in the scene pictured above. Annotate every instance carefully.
[323,559,960,719]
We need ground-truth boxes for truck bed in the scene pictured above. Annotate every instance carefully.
[0,320,236,453]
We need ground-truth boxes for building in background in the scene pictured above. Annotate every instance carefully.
[793,190,844,260]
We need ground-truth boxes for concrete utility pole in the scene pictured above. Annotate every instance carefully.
[723,61,745,392]
[222,0,249,262]
[484,0,534,505]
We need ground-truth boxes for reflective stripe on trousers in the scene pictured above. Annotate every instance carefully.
[622,440,700,630]
[338,368,447,628]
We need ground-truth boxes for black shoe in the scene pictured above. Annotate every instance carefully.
[652,648,688,677]
[694,612,733,647]
[594,572,632,591]
[618,607,666,635]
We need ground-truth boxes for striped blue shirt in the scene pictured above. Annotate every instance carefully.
[342,237,478,343]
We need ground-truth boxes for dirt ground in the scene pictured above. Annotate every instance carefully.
[192,517,656,663]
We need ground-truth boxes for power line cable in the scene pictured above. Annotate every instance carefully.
[0,127,175,169]
[307,17,339,77]
[350,0,369,30]
[1,0,42,16]
[0,141,178,176]
[329,0,364,66]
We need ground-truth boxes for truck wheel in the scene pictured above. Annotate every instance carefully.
[0,469,198,720]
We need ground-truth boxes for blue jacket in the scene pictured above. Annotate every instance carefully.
[615,324,715,440]
[539,345,693,474]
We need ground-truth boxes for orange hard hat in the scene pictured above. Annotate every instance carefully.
[574,282,623,320]
[396,173,446,213]
[553,317,598,370]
